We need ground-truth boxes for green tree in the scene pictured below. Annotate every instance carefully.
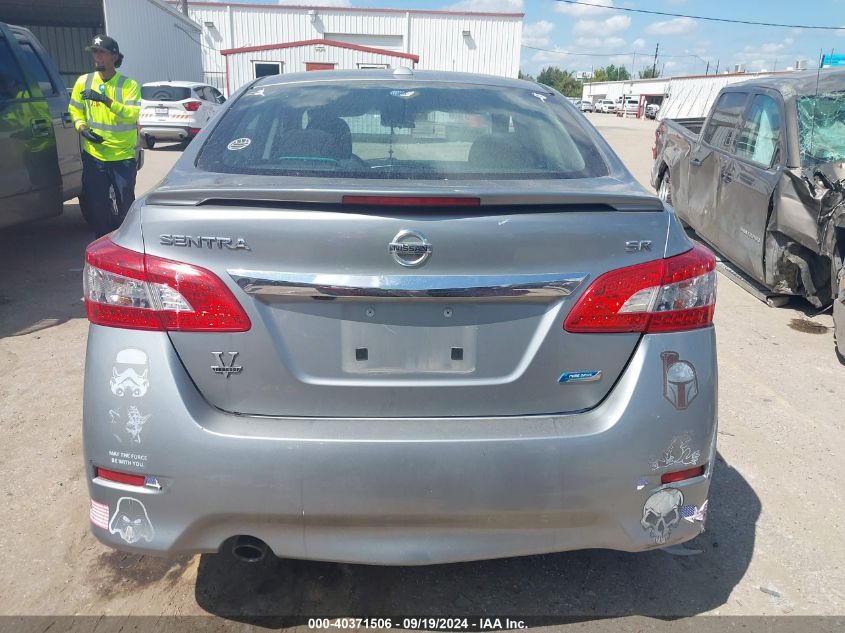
[639,67,660,79]
[518,70,535,81]
[536,66,581,98]
[592,65,631,82]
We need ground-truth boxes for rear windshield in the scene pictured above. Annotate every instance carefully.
[142,85,191,101]
[196,81,608,180]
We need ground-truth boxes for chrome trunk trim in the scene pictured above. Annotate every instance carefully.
[229,270,588,301]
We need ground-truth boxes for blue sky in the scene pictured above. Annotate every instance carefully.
[219,0,845,77]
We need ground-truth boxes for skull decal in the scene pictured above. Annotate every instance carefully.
[641,488,684,544]
[108,497,155,544]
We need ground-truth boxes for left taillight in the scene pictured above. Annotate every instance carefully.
[83,236,251,332]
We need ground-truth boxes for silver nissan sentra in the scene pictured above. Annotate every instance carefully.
[82,70,717,565]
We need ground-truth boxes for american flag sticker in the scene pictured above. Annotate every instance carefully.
[90,499,110,529]
[681,500,708,523]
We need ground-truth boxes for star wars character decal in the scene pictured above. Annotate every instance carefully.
[641,488,684,545]
[109,406,150,444]
[110,349,149,397]
[661,351,698,410]
[108,497,155,544]
[649,434,702,471]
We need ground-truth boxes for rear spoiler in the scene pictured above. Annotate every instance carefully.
[144,185,666,212]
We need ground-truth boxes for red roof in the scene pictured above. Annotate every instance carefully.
[172,2,523,18]
[221,38,420,63]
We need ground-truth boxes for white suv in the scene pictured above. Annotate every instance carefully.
[616,97,639,116]
[596,99,617,114]
[139,81,225,148]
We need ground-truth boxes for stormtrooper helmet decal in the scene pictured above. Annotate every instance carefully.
[110,348,149,398]
[661,351,698,410]
[108,497,155,544]
[641,488,684,545]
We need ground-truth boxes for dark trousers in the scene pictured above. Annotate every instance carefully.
[81,152,137,237]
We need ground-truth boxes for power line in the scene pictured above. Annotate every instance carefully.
[556,1,845,30]
[520,43,713,60]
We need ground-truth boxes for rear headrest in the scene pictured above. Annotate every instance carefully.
[277,129,334,159]
[468,133,540,170]
[306,115,352,159]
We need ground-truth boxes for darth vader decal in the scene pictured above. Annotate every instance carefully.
[661,351,698,410]
[108,497,155,544]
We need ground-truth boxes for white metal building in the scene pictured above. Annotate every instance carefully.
[177,2,524,94]
[223,39,420,92]
[581,70,796,119]
[1,0,203,88]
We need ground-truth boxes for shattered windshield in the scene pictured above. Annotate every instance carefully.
[797,91,845,165]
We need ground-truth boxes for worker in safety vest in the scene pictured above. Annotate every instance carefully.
[68,35,141,237]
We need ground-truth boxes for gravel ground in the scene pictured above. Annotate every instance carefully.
[0,119,842,630]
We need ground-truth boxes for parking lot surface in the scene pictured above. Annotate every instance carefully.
[0,120,842,625]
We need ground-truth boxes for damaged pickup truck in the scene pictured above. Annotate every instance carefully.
[652,69,845,355]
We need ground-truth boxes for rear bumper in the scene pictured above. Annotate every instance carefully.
[140,125,196,141]
[83,326,717,565]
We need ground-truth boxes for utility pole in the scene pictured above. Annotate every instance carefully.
[180,0,188,15]
[705,61,709,75]
[652,43,659,77]
[714,59,720,75]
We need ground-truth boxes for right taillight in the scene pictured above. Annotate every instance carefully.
[83,236,251,332]
[183,100,202,112]
[564,242,716,333]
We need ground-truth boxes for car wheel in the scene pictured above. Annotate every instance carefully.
[658,169,672,205]
[833,247,845,358]
[78,191,94,228]
[145,135,156,150]
[659,169,689,228]
[109,183,120,218]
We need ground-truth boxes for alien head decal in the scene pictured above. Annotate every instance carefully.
[108,497,154,544]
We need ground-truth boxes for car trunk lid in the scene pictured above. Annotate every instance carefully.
[141,181,668,418]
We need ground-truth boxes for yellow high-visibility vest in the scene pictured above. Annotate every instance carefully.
[68,71,141,161]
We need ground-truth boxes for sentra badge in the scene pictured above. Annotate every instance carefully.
[160,235,250,250]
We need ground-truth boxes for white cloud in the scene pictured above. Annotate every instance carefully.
[665,0,688,5]
[528,48,575,67]
[573,14,631,36]
[522,20,554,47]
[759,42,786,54]
[632,38,646,49]
[603,36,626,48]
[575,37,603,48]
[447,0,524,11]
[555,0,615,16]
[645,17,697,35]
[838,26,845,37]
